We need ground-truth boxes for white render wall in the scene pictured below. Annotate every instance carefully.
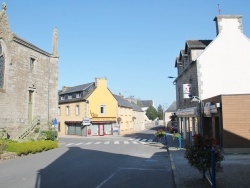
[197,16,250,100]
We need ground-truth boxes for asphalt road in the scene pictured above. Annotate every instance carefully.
[0,128,175,188]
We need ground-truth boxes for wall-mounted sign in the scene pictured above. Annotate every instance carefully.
[183,84,192,99]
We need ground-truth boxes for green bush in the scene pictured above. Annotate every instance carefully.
[41,130,57,141]
[6,140,58,156]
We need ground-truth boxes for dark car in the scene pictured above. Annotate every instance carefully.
[170,123,178,133]
[166,121,177,131]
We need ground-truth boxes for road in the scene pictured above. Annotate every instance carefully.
[0,128,175,188]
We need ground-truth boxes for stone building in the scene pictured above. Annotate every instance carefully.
[0,3,59,139]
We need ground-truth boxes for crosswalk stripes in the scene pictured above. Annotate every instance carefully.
[63,138,157,147]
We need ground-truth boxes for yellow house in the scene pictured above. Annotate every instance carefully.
[58,78,117,136]
[87,78,117,136]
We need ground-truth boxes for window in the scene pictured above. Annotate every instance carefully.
[58,107,61,116]
[68,95,72,99]
[76,93,81,98]
[75,105,79,116]
[100,105,106,115]
[66,106,70,116]
[30,57,35,71]
[60,96,65,100]
[0,43,5,89]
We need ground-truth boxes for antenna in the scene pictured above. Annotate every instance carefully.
[218,4,221,15]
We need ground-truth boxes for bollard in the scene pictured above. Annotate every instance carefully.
[178,137,182,148]
[211,147,216,188]
[165,134,168,145]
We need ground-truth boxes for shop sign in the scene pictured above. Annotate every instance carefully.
[183,84,192,99]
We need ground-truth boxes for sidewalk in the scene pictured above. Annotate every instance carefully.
[164,133,250,188]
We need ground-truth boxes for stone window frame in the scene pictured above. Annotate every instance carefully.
[0,42,5,89]
[29,56,37,72]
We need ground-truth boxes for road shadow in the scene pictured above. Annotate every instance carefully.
[35,146,173,188]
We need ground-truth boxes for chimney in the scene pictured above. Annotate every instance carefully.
[95,77,107,88]
[62,86,68,92]
[214,15,243,36]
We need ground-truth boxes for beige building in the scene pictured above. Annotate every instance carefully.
[0,3,59,139]
[113,94,134,135]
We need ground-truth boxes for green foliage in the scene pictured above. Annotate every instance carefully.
[157,105,163,120]
[0,140,6,154]
[146,106,158,120]
[6,140,58,156]
[185,134,224,174]
[154,129,166,138]
[41,130,57,141]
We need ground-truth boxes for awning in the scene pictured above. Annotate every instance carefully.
[176,107,198,117]
[65,121,82,124]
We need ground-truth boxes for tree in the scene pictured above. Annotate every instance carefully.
[185,134,224,179]
[157,105,163,120]
[146,106,158,120]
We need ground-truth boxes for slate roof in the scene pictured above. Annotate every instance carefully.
[165,101,177,112]
[139,100,153,108]
[58,82,96,103]
[129,101,144,112]
[185,40,212,52]
[113,94,133,108]
[59,83,94,95]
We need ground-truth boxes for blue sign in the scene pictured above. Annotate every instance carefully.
[53,118,58,125]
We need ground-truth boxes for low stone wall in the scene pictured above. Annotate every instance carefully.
[0,152,17,162]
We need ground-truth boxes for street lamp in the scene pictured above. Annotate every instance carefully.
[167,76,177,85]
[190,96,203,135]
[167,76,176,79]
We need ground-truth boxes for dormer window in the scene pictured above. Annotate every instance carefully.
[76,93,81,98]
[68,95,72,99]
[60,96,65,100]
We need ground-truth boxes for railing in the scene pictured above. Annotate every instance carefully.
[17,116,40,140]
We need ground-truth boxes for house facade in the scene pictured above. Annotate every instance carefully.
[58,78,118,136]
[174,15,250,153]
[113,94,134,135]
[0,3,59,139]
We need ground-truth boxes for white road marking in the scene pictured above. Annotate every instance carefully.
[75,143,83,146]
[124,141,129,144]
[114,141,119,144]
[66,143,74,146]
[94,142,101,144]
[132,141,139,144]
[84,142,92,145]
[104,141,110,144]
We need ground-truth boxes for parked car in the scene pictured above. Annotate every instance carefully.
[167,121,178,131]
[170,122,178,133]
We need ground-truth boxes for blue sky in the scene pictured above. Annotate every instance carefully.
[4,0,250,109]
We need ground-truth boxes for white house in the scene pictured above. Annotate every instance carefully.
[198,15,250,100]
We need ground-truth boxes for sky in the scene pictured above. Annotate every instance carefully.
[3,0,250,110]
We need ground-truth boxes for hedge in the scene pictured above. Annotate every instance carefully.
[5,140,58,156]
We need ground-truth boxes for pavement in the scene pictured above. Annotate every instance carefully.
[162,132,250,188]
